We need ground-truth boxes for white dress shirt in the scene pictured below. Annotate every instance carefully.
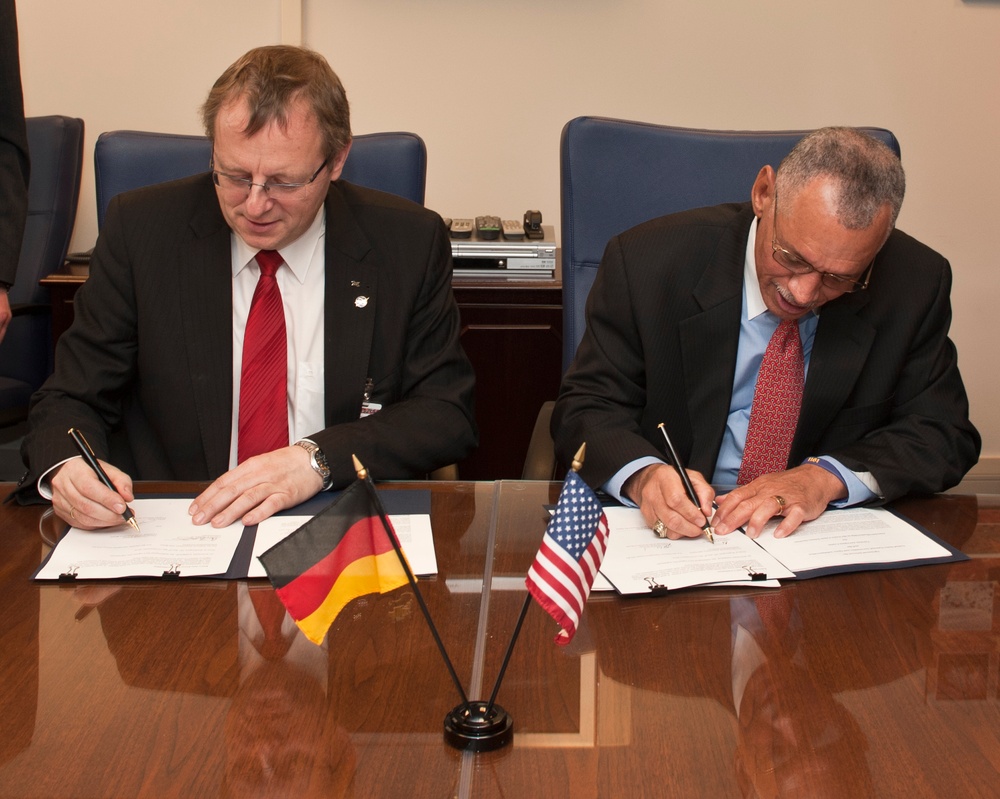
[229,207,327,469]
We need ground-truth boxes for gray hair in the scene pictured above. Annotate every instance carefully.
[776,127,905,229]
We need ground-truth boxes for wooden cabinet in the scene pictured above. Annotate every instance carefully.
[39,263,88,349]
[453,278,562,480]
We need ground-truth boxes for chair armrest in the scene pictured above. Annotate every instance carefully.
[10,303,50,317]
[429,464,459,481]
[521,400,557,480]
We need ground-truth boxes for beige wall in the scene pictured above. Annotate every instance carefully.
[14,0,1000,474]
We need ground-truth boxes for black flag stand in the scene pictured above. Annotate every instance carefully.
[353,456,513,752]
[468,444,589,746]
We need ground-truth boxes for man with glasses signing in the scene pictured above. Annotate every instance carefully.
[553,127,979,540]
[18,46,477,530]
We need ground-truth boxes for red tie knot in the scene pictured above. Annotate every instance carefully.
[775,318,800,345]
[255,249,283,278]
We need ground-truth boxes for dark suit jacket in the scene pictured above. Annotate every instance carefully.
[19,175,477,495]
[0,0,29,285]
[553,203,980,502]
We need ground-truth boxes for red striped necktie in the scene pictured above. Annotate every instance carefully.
[737,319,804,485]
[238,250,288,464]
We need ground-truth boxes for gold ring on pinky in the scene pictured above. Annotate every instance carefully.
[652,519,667,537]
[772,495,786,515]
[69,506,76,520]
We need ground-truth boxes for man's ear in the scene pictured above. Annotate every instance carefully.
[750,165,776,218]
[328,140,353,182]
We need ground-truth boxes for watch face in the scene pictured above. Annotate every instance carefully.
[313,449,331,479]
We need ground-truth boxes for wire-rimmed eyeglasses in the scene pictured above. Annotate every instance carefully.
[771,193,875,293]
[211,156,330,197]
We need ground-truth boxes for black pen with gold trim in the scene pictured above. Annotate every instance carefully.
[68,427,141,532]
[657,423,714,543]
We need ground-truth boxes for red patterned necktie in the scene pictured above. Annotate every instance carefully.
[238,250,288,464]
[737,319,804,485]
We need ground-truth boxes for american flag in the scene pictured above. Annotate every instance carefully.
[525,470,610,646]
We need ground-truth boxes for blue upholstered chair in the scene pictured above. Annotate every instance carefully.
[0,115,84,427]
[94,129,427,228]
[521,117,901,479]
[95,130,212,229]
[340,131,426,205]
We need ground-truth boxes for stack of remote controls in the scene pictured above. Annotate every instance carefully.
[446,211,545,242]
[446,211,556,280]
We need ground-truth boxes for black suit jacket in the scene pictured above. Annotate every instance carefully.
[0,0,29,286]
[553,203,979,501]
[19,175,477,494]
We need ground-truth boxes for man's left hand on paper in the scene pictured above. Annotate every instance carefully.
[712,463,847,539]
[188,445,323,528]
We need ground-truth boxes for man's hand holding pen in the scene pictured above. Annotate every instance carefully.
[624,460,847,541]
[50,456,137,531]
[624,463,716,541]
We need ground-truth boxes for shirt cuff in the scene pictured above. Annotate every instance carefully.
[803,455,880,507]
[603,456,665,506]
[37,456,79,500]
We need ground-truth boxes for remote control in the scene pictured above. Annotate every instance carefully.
[475,215,502,241]
[523,209,544,240]
[501,219,525,240]
[450,218,473,239]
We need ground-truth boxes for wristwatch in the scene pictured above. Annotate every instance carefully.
[294,439,332,490]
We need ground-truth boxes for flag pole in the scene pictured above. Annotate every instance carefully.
[352,455,470,708]
[484,444,587,715]
[353,456,512,751]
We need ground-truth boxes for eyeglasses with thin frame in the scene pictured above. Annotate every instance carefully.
[211,155,330,197]
[771,193,875,293]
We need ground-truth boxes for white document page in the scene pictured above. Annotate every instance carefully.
[599,507,794,593]
[753,506,951,574]
[35,498,243,580]
[249,512,438,578]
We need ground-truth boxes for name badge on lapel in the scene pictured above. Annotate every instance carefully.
[360,377,382,418]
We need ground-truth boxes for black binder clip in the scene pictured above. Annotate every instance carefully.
[58,566,80,581]
[162,564,182,580]
[744,565,768,581]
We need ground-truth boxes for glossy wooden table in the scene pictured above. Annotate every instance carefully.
[473,487,1000,798]
[2,483,999,798]
[0,481,497,799]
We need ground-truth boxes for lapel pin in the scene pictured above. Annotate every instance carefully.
[351,280,361,287]
[355,295,369,308]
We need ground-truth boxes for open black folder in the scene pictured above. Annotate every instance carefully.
[597,505,968,594]
[33,490,430,582]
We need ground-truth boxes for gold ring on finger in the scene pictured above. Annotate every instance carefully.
[652,519,667,537]
[772,495,786,515]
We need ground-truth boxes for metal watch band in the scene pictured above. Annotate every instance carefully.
[294,439,332,490]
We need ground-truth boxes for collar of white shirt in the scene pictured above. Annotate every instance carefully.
[231,205,326,282]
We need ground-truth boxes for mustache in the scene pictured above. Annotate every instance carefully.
[773,281,818,310]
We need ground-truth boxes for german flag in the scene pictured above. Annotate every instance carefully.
[259,480,411,645]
